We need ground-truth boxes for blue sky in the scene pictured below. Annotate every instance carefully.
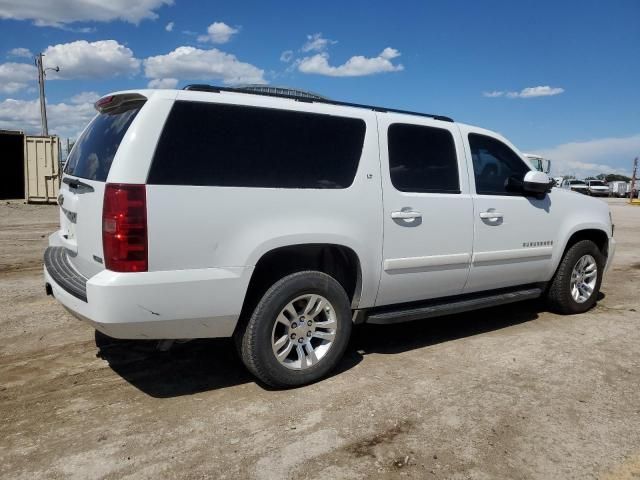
[0,0,638,176]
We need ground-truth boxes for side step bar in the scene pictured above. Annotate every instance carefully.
[366,287,543,325]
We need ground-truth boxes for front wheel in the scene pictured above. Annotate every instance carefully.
[237,271,352,388]
[546,239,605,314]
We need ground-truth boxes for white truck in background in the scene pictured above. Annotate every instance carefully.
[524,154,551,175]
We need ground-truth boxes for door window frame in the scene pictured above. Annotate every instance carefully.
[466,132,532,197]
[386,122,462,195]
[379,115,471,198]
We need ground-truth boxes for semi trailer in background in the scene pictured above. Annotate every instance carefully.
[608,181,629,198]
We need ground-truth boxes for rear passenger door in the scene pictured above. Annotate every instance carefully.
[375,116,474,306]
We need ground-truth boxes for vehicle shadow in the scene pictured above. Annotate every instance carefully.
[95,334,253,398]
[96,329,367,397]
[352,293,605,356]
[351,299,543,356]
[96,296,601,397]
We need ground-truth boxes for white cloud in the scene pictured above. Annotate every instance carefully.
[298,47,403,77]
[8,47,32,58]
[0,82,30,94]
[165,21,174,32]
[197,22,239,44]
[0,97,96,137]
[530,134,640,177]
[0,0,173,27]
[144,46,265,85]
[43,40,140,79]
[69,91,100,104]
[147,77,179,88]
[301,33,336,53]
[59,25,96,33]
[280,50,294,63]
[484,86,565,99]
[0,62,37,93]
[508,86,564,98]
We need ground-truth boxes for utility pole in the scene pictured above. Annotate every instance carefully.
[630,157,638,203]
[35,53,48,136]
[35,53,59,137]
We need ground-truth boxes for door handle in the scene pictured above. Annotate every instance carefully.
[479,211,504,219]
[391,210,422,220]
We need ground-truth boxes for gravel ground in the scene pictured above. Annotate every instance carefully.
[1,198,639,480]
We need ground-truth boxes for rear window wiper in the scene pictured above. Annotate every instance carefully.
[63,177,95,192]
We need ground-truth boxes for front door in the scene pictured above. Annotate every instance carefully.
[375,115,474,306]
[461,129,557,293]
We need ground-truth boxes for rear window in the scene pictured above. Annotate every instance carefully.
[147,101,366,188]
[64,103,142,181]
[590,181,606,186]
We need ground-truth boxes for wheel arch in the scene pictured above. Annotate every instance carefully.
[553,227,609,276]
[239,243,364,322]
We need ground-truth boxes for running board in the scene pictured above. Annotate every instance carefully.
[366,287,543,325]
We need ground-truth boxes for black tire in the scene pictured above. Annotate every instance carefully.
[236,271,352,388]
[546,239,605,314]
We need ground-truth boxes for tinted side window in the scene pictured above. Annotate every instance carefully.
[148,101,366,188]
[388,124,460,194]
[65,103,142,181]
[468,133,530,195]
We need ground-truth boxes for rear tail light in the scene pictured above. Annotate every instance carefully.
[102,184,147,272]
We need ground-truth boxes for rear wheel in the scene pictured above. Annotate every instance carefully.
[547,239,604,314]
[237,271,352,387]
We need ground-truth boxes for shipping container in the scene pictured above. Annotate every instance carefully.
[24,136,61,203]
[0,130,61,203]
[0,129,25,199]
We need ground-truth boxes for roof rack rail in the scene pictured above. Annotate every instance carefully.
[182,84,454,122]
[236,85,327,101]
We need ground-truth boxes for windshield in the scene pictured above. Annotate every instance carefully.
[569,180,586,185]
[65,103,143,181]
[589,181,606,187]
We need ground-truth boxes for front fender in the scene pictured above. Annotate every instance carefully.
[548,196,611,278]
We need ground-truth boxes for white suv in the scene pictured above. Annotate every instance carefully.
[561,179,589,194]
[586,180,610,197]
[45,86,615,387]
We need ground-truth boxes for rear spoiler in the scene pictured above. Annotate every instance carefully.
[94,93,147,114]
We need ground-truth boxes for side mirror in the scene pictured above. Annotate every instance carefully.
[523,171,553,195]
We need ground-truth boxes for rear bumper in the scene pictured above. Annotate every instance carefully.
[44,247,88,302]
[44,246,253,339]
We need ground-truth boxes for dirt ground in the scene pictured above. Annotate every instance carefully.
[1,198,639,480]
